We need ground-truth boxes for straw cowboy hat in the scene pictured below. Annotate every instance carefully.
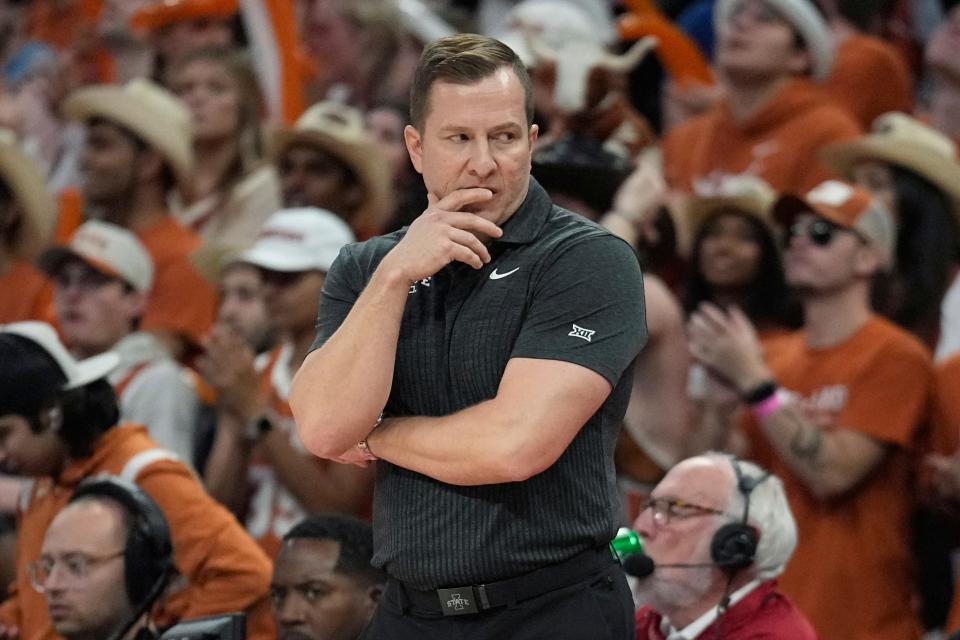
[271,101,393,233]
[685,174,778,239]
[820,112,960,213]
[63,78,194,185]
[0,129,56,261]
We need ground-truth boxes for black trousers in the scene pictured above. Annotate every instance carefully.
[359,560,636,640]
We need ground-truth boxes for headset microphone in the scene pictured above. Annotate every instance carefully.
[622,553,655,578]
[622,553,716,578]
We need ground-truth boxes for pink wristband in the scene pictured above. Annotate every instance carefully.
[751,391,783,421]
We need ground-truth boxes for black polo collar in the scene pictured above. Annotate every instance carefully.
[494,178,552,246]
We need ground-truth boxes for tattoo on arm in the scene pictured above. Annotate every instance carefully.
[787,411,824,467]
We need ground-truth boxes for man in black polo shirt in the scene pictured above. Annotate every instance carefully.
[289,33,647,639]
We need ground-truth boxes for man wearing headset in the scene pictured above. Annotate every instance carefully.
[631,453,815,639]
[0,322,275,640]
[35,477,173,640]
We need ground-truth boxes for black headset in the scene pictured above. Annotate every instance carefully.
[69,476,174,609]
[709,457,770,572]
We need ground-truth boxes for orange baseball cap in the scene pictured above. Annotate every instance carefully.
[773,180,896,269]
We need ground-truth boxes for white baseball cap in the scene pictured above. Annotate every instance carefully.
[0,321,119,389]
[38,220,154,292]
[240,208,356,273]
[714,0,834,82]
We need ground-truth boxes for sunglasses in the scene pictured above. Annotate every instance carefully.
[782,219,856,247]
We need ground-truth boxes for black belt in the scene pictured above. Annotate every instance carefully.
[390,546,616,616]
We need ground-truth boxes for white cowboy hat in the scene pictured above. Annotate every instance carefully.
[63,78,194,185]
[820,111,960,216]
[0,129,56,260]
[271,102,393,234]
[685,174,778,238]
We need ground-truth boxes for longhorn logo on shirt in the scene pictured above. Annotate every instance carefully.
[780,385,849,424]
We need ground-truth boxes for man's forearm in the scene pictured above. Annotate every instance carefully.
[260,430,374,515]
[290,264,410,458]
[757,403,885,499]
[365,358,611,486]
[687,400,743,458]
[203,418,252,515]
[367,403,530,486]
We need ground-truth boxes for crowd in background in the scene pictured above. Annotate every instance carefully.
[1,0,960,638]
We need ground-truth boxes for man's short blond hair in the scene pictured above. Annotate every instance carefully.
[409,33,534,130]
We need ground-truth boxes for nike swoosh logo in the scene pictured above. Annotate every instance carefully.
[489,267,519,280]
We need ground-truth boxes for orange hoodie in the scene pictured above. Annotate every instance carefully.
[0,424,275,640]
[823,35,914,130]
[662,78,861,196]
[0,262,53,325]
[135,217,217,349]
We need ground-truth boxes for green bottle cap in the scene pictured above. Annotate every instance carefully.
[609,527,644,558]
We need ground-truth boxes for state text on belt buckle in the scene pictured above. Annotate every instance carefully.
[437,586,480,616]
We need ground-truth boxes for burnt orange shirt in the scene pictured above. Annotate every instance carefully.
[936,356,960,634]
[0,424,275,640]
[743,316,932,640]
[0,262,53,324]
[662,78,861,196]
[136,217,216,348]
[823,35,914,130]
[923,353,960,460]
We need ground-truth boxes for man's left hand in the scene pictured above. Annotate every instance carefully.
[688,303,771,394]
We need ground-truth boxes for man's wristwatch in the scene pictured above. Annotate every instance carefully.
[245,414,274,444]
[355,413,384,461]
[356,439,378,461]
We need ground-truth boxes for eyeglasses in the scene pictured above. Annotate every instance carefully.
[783,219,860,248]
[28,551,124,592]
[640,496,727,527]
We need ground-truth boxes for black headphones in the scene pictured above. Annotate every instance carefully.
[69,476,174,608]
[709,457,770,572]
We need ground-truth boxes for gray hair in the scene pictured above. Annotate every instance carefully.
[704,452,798,579]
